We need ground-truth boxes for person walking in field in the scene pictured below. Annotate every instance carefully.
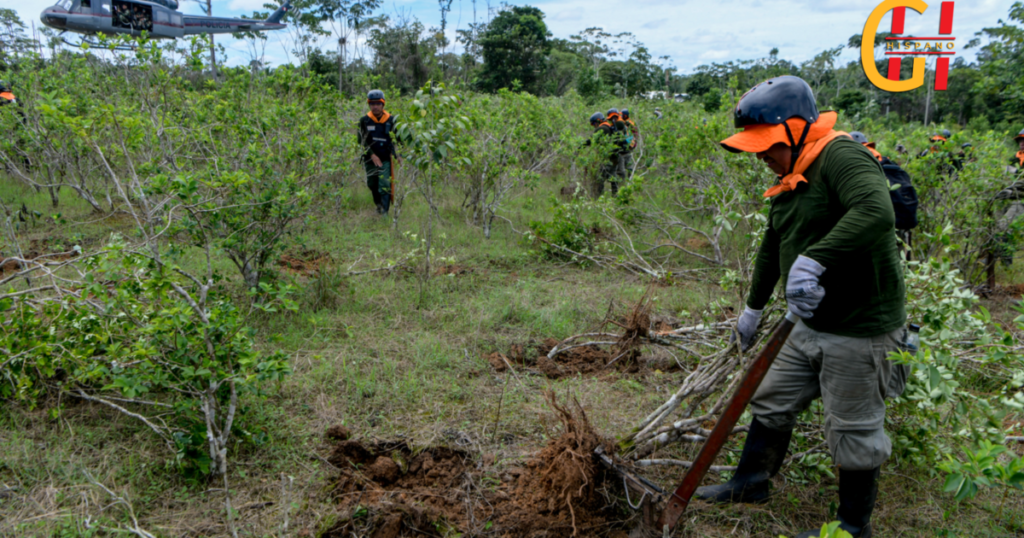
[621,108,640,174]
[585,111,625,197]
[358,89,398,215]
[696,76,908,538]
[603,108,629,193]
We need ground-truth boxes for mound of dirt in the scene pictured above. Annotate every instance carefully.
[278,249,331,276]
[323,394,630,538]
[492,394,623,537]
[326,425,352,441]
[485,339,641,379]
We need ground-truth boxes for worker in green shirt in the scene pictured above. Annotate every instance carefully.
[694,76,908,538]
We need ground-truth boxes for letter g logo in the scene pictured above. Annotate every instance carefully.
[862,0,928,92]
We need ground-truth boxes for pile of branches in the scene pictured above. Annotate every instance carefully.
[541,289,785,452]
[543,290,824,467]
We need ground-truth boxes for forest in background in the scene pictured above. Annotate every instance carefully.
[2,1,1023,132]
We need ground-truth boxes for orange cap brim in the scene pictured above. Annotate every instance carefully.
[720,111,838,154]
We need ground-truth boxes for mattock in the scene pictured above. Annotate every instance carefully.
[597,312,800,535]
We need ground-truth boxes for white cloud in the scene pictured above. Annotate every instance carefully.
[700,49,731,60]
[227,0,272,14]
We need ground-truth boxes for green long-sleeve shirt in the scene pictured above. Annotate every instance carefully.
[747,137,906,337]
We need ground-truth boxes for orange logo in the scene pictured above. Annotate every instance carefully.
[861,0,956,92]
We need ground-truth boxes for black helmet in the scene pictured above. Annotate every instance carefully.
[941,129,951,138]
[849,131,869,145]
[367,89,385,103]
[1015,128,1024,142]
[622,108,630,119]
[734,75,818,129]
[590,112,605,124]
[606,108,619,117]
[0,80,9,93]
[961,142,972,149]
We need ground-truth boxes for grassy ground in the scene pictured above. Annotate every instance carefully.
[1,176,1022,537]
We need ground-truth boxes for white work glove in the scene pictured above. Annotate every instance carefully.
[731,306,762,351]
[786,255,826,319]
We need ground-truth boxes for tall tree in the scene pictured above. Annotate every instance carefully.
[970,2,1024,126]
[476,5,550,94]
[0,8,39,67]
[316,0,382,93]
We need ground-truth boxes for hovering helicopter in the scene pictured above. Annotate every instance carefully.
[40,0,291,47]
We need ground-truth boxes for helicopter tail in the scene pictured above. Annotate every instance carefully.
[266,0,291,24]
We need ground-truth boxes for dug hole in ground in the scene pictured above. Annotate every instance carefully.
[323,391,632,538]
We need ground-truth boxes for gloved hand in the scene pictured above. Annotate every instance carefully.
[786,255,826,319]
[731,306,762,351]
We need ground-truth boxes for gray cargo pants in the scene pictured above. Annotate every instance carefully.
[750,320,908,471]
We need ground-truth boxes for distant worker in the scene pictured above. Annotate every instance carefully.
[919,128,951,157]
[850,131,919,258]
[605,108,629,190]
[697,76,908,538]
[958,142,975,165]
[1,80,31,171]
[585,111,624,197]
[621,108,640,174]
[0,81,16,106]
[921,129,961,175]
[357,89,399,215]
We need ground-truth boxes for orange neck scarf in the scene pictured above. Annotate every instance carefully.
[864,144,883,162]
[0,92,14,101]
[1017,150,1024,167]
[763,112,847,198]
[367,110,391,123]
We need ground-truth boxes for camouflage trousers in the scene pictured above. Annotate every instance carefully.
[364,158,393,212]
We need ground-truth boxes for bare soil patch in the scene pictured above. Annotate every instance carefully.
[485,338,643,379]
[323,394,631,538]
[278,249,332,276]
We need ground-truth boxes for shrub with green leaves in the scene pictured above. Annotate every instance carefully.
[527,200,597,263]
[883,233,1024,502]
[0,240,293,477]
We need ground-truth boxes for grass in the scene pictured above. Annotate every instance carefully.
[1,175,1022,537]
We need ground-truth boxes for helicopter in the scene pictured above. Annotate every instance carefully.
[40,0,291,47]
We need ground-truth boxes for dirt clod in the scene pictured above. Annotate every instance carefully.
[327,440,374,467]
[325,425,351,441]
[367,456,400,484]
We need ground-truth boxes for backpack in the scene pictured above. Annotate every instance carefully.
[880,157,918,230]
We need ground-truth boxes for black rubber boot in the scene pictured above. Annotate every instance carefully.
[694,417,792,504]
[795,467,880,538]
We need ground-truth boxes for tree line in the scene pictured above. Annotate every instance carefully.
[1,1,1022,131]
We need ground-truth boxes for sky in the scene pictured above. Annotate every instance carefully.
[13,0,1017,73]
